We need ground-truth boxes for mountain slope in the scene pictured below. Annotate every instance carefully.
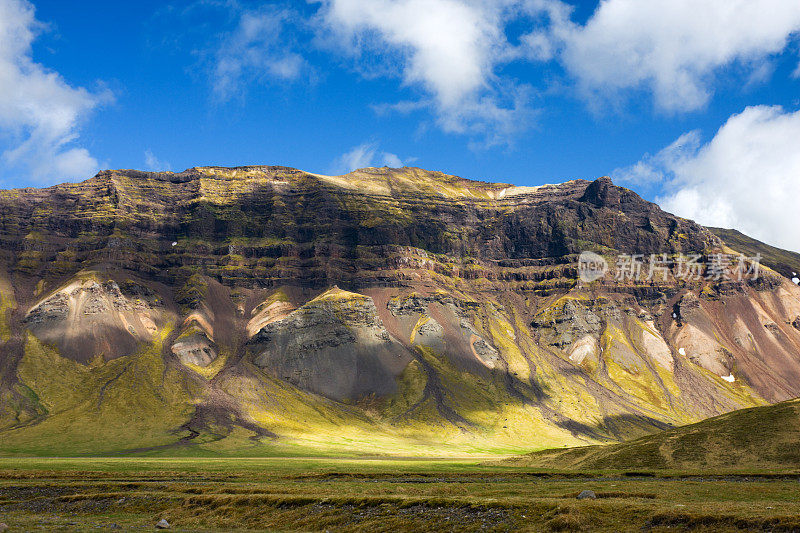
[498,397,800,472]
[709,226,800,280]
[0,166,799,456]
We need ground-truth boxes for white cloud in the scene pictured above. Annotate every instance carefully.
[535,0,800,112]
[315,0,535,143]
[317,0,497,107]
[0,0,109,184]
[313,0,800,138]
[144,149,171,171]
[211,6,307,101]
[613,131,701,186]
[380,151,403,168]
[329,142,409,174]
[195,0,800,143]
[616,106,800,252]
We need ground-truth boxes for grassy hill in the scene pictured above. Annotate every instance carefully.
[710,227,800,279]
[500,397,800,472]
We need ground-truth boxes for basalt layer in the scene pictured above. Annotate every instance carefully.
[1,166,799,455]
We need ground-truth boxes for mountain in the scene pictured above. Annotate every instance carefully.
[708,226,800,280]
[1,166,800,456]
[499,397,800,472]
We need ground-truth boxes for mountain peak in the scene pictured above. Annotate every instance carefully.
[580,175,621,207]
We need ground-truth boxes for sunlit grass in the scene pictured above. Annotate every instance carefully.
[2,456,800,532]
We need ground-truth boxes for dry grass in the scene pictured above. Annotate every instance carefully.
[2,457,800,531]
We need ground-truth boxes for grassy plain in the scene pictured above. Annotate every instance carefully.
[2,456,800,532]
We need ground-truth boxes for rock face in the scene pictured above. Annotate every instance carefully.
[1,165,800,455]
[171,329,217,367]
[0,167,713,290]
[249,288,412,401]
[22,275,164,363]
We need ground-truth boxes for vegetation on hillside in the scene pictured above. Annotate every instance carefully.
[711,227,800,279]
[500,398,800,472]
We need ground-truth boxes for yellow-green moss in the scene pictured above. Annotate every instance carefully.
[0,278,16,342]
[6,326,200,456]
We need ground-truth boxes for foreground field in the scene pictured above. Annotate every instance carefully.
[2,458,800,532]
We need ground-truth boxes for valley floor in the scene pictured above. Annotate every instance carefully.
[1,457,799,532]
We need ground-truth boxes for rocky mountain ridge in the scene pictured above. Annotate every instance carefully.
[0,165,799,456]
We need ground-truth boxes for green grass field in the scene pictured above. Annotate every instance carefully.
[2,457,800,532]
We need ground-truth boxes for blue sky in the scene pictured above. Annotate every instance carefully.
[1,0,800,250]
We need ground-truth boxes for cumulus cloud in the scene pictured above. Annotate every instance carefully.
[329,142,409,174]
[533,0,800,112]
[315,0,536,143]
[0,0,109,184]
[615,106,800,252]
[312,0,800,140]
[211,5,308,101]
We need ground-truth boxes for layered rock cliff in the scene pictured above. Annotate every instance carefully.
[1,165,799,455]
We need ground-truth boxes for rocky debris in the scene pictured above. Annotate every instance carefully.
[170,308,223,369]
[715,280,748,296]
[577,490,596,499]
[388,292,480,318]
[676,293,701,321]
[256,306,357,350]
[749,273,783,292]
[155,518,170,529]
[471,336,500,362]
[396,295,503,370]
[24,278,158,326]
[532,298,608,348]
[171,331,217,367]
[247,299,296,337]
[455,319,499,364]
[388,293,430,316]
[411,316,446,352]
[21,275,164,363]
[534,294,680,377]
[23,292,69,324]
[417,318,444,337]
[250,289,412,401]
[640,325,675,371]
[567,335,598,365]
